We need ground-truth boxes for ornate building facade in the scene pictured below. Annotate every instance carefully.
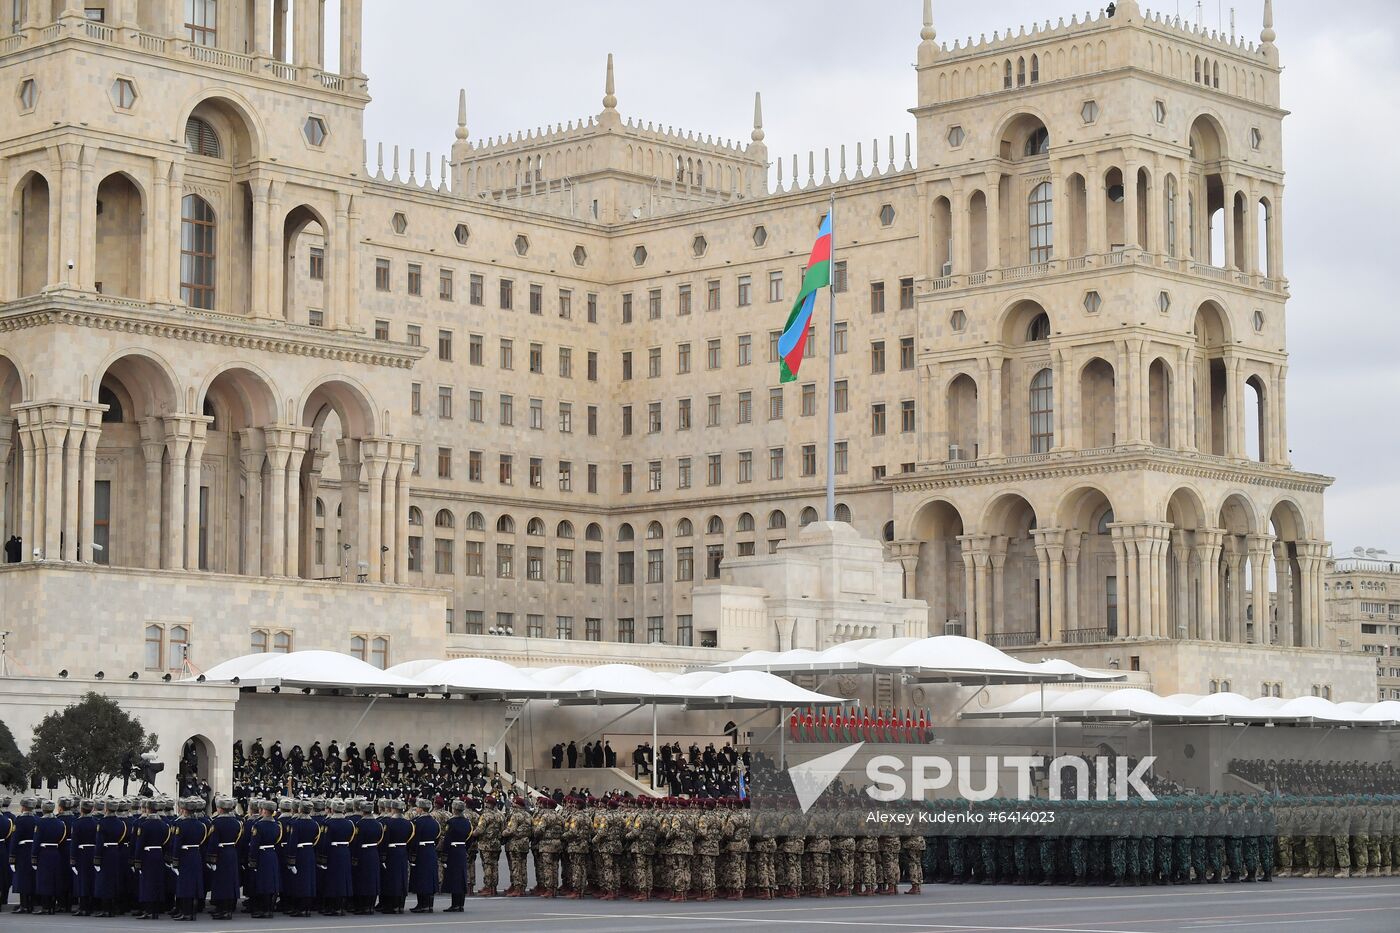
[0,1,1354,696]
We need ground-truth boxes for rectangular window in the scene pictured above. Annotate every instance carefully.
[1106,576,1119,637]
[706,544,724,579]
[833,260,848,292]
[559,288,572,319]
[707,338,722,370]
[870,280,885,314]
[559,402,573,434]
[308,246,324,280]
[835,440,848,474]
[648,401,662,434]
[706,279,721,311]
[405,324,421,347]
[438,385,453,419]
[496,612,513,635]
[527,614,544,638]
[467,390,483,423]
[529,342,543,374]
[307,309,324,327]
[801,444,817,476]
[835,379,848,413]
[437,447,452,479]
[678,284,692,316]
[677,614,694,647]
[738,334,753,366]
[586,405,598,437]
[901,399,916,433]
[621,351,633,381]
[556,616,574,640]
[557,548,574,583]
[374,319,389,341]
[834,321,848,354]
[93,480,110,564]
[648,347,661,378]
[900,335,915,370]
[676,342,691,375]
[375,258,391,291]
[769,447,785,480]
[558,346,573,378]
[469,273,483,305]
[529,456,543,488]
[737,274,752,306]
[648,288,662,320]
[499,338,513,370]
[678,457,692,489]
[871,402,886,436]
[647,616,665,644]
[706,394,720,427]
[184,0,217,44]
[899,276,915,310]
[618,618,635,643]
[498,453,513,485]
[621,462,633,494]
[526,546,545,581]
[678,398,692,431]
[410,382,422,416]
[645,458,662,492]
[622,292,633,324]
[647,549,664,584]
[499,278,514,309]
[586,551,602,584]
[469,333,483,365]
[737,391,752,424]
[769,387,784,420]
[677,547,694,581]
[434,537,454,575]
[530,283,543,315]
[585,617,602,641]
[496,543,514,578]
[586,350,599,382]
[621,405,633,436]
[407,263,422,296]
[707,453,722,486]
[464,610,484,634]
[802,383,816,417]
[871,340,886,374]
[618,551,635,585]
[587,292,598,323]
[499,394,513,426]
[434,329,451,362]
[768,270,783,302]
[737,449,753,483]
[558,460,572,491]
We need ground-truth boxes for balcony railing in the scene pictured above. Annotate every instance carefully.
[1063,627,1110,644]
[920,251,1283,298]
[986,631,1037,648]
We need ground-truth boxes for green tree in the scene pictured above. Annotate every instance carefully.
[0,717,26,789]
[28,693,157,798]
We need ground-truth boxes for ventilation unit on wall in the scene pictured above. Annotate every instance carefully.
[943,620,964,636]
[941,261,953,277]
[947,444,967,461]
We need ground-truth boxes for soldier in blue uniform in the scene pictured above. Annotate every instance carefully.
[133,800,171,919]
[288,800,321,916]
[208,797,243,920]
[379,799,413,914]
[319,800,355,916]
[0,795,14,911]
[69,799,99,916]
[249,800,283,919]
[34,798,69,914]
[409,798,440,913]
[442,799,474,912]
[350,799,382,915]
[10,796,37,914]
[276,798,296,911]
[171,798,209,920]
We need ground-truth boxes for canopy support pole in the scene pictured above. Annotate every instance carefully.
[1303,725,1336,759]
[488,699,526,764]
[952,684,990,717]
[1052,715,1058,762]
[651,703,658,792]
[574,703,646,746]
[347,696,379,737]
[1148,721,1154,777]
[779,706,786,770]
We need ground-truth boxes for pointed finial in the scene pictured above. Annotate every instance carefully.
[921,0,936,41]
[1260,0,1276,45]
[751,91,764,143]
[456,89,468,140]
[603,53,617,111]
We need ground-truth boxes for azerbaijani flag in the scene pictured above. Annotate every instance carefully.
[777,213,832,383]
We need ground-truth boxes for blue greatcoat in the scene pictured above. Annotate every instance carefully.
[94,815,129,901]
[379,816,413,899]
[10,811,36,896]
[135,816,171,906]
[34,814,70,898]
[320,817,355,899]
[441,815,474,897]
[350,816,382,899]
[209,815,243,902]
[173,817,208,899]
[250,818,283,897]
[292,816,321,899]
[69,813,99,899]
[409,815,440,896]
[0,810,14,900]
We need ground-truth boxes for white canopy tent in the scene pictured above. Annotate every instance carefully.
[710,635,1126,685]
[965,688,1400,728]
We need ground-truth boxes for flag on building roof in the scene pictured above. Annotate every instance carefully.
[777,214,832,383]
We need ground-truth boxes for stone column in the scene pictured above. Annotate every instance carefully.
[62,418,81,561]
[150,159,170,303]
[79,417,99,563]
[958,536,977,638]
[292,0,314,66]
[1171,530,1191,638]
[78,146,97,291]
[184,418,209,571]
[890,540,920,600]
[1050,165,1066,259]
[17,416,37,561]
[56,145,81,288]
[973,548,991,642]
[336,437,362,581]
[1109,526,1127,638]
[252,0,272,56]
[1031,530,1052,643]
[0,165,11,302]
[263,433,291,576]
[985,354,1004,459]
[166,163,185,304]
[138,419,164,568]
[1114,341,1131,445]
[395,446,413,584]
[1223,355,1242,459]
[1123,156,1140,250]
[301,445,328,577]
[1194,529,1223,641]
[363,443,386,583]
[1247,534,1274,646]
[249,179,272,318]
[1133,533,1152,639]
[1269,190,1285,279]
[237,432,264,576]
[41,414,68,562]
[340,0,362,75]
[988,535,1007,638]
[1226,537,1248,643]
[344,196,361,331]
[1276,364,1289,467]
[1086,160,1105,254]
[984,172,1000,270]
[265,180,283,320]
[1273,540,1294,648]
[0,417,13,549]
[1143,159,1159,254]
[1125,338,1144,444]
[330,191,351,330]
[1048,532,1066,644]
[281,428,309,578]
[163,418,194,570]
[1241,180,1257,276]
[952,185,969,276]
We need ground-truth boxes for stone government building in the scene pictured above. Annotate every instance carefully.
[0,0,1368,700]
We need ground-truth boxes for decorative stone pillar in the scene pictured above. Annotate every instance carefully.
[394,444,413,584]
[1063,531,1082,642]
[339,0,363,76]
[1247,533,1274,645]
[57,144,81,289]
[77,146,97,291]
[79,416,100,563]
[1223,355,1242,459]
[150,159,171,303]
[890,540,921,600]
[162,420,191,570]
[1273,539,1294,648]
[262,433,292,577]
[41,412,69,562]
[1086,160,1106,255]
[184,417,210,571]
[1031,529,1053,643]
[166,162,185,303]
[1110,524,1128,638]
[952,185,969,276]
[1171,530,1191,639]
[984,171,1000,270]
[0,417,13,549]
[138,419,164,568]
[344,196,361,332]
[17,413,38,561]
[985,354,1004,459]
[336,437,362,581]
[281,428,311,578]
[362,441,388,583]
[265,180,284,320]
[237,432,265,576]
[1222,175,1238,269]
[1194,529,1224,641]
[249,179,272,318]
[988,535,1007,639]
[62,418,81,561]
[252,0,272,56]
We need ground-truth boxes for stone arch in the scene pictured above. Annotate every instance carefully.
[981,491,1038,537]
[94,171,146,300]
[1217,492,1258,536]
[998,297,1052,346]
[200,365,282,574]
[945,371,979,459]
[198,364,280,431]
[178,733,218,789]
[0,350,28,413]
[993,109,1051,161]
[177,90,266,164]
[281,202,330,324]
[92,349,182,416]
[1055,485,1115,531]
[1078,356,1117,449]
[1267,496,1309,543]
[12,169,53,297]
[1147,356,1172,447]
[1164,485,1209,531]
[299,375,377,438]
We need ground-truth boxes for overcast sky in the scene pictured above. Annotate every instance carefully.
[359,1,1400,556]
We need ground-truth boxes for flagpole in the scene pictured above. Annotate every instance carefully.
[825,189,837,523]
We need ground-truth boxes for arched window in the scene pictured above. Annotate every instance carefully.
[1028,182,1053,262]
[646,521,664,539]
[1003,60,1012,89]
[834,503,852,523]
[180,195,217,310]
[676,518,694,537]
[98,385,125,423]
[251,629,268,654]
[184,117,222,158]
[556,521,575,539]
[1097,509,1115,534]
[768,511,787,530]
[271,631,291,653]
[799,507,818,527]
[467,511,485,531]
[883,521,895,542]
[408,506,423,526]
[496,515,515,534]
[350,635,366,660]
[435,509,454,529]
[1024,127,1050,157]
[1030,54,1039,83]
[617,523,634,542]
[167,625,189,671]
[315,498,325,518]
[1029,369,1054,453]
[1026,312,1051,342]
[736,513,755,533]
[585,522,603,541]
[1016,56,1026,86]
[706,515,724,535]
[526,517,545,536]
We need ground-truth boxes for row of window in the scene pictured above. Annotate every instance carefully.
[401,510,837,539]
[621,332,915,380]
[407,541,731,583]
[447,611,709,647]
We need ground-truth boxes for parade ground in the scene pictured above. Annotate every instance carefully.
[10,878,1400,933]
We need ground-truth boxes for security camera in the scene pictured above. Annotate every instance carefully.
[58,669,68,678]
[91,543,104,552]
[162,673,172,682]
[128,672,139,680]
[32,548,41,559]
[94,671,104,679]
[67,260,75,270]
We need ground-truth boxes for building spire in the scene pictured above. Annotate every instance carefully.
[1261,0,1276,45]
[921,0,936,42]
[455,88,468,141]
[751,91,764,143]
[603,53,617,111]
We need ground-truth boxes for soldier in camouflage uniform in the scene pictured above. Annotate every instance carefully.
[803,801,831,896]
[720,798,749,900]
[692,799,722,900]
[854,811,879,894]
[474,796,504,896]
[589,799,625,900]
[831,798,857,896]
[625,797,658,901]
[777,805,806,898]
[900,801,925,895]
[877,818,902,894]
[750,801,778,899]
[1328,796,1352,879]
[501,798,533,897]
[1274,795,1295,878]
[529,797,563,897]
[561,797,590,900]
